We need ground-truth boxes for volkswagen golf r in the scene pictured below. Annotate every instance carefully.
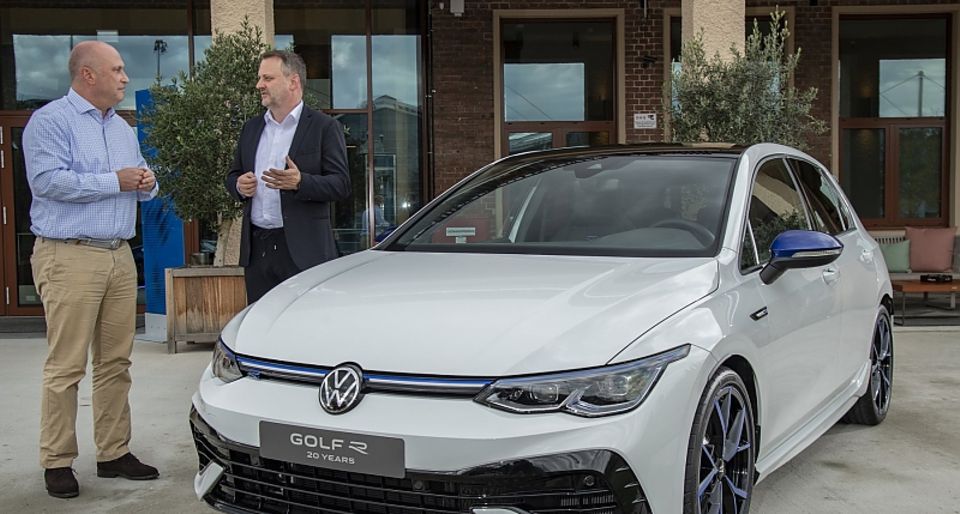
[191,144,894,514]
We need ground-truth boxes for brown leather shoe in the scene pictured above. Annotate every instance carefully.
[96,453,159,480]
[44,467,79,498]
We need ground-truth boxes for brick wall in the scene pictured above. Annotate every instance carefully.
[430,0,956,194]
[430,0,666,194]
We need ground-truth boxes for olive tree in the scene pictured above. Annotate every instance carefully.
[667,11,826,149]
[142,20,268,266]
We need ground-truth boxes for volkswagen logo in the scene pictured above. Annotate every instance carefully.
[319,364,364,414]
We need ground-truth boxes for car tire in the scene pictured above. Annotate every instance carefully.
[841,305,894,425]
[683,367,756,514]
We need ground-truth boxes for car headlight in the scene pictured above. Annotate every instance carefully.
[475,345,690,417]
[211,339,244,383]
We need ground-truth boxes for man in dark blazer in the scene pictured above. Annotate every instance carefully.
[226,50,350,302]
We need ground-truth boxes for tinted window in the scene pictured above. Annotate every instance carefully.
[747,158,810,263]
[791,159,847,235]
[389,154,736,257]
[840,17,947,118]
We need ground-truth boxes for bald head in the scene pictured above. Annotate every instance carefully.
[68,40,129,113]
[69,41,118,80]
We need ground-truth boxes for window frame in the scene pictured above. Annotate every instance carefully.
[836,13,952,228]
[739,155,814,274]
[788,157,854,236]
[838,119,949,227]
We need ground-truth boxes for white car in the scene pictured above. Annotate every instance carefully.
[191,143,893,514]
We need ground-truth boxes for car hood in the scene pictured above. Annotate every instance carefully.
[233,251,718,376]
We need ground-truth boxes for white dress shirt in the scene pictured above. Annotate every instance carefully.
[251,101,304,228]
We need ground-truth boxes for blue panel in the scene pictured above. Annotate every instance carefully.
[770,230,843,258]
[136,89,185,314]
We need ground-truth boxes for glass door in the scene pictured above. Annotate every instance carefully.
[0,115,148,315]
[837,15,950,227]
[0,115,42,315]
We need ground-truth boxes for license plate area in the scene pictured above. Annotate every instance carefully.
[259,421,405,478]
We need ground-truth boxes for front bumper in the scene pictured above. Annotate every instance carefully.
[191,407,651,513]
[191,345,714,513]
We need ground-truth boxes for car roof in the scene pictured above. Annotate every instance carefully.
[499,143,748,165]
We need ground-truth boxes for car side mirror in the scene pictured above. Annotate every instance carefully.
[760,230,843,285]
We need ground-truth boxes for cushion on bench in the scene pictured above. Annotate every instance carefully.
[879,239,911,273]
[906,226,955,272]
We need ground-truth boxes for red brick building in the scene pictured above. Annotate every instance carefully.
[0,0,957,317]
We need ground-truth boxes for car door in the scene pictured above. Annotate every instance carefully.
[791,158,878,386]
[744,157,842,451]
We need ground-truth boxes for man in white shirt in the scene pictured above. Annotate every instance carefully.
[226,50,350,302]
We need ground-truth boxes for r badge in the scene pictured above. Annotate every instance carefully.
[319,364,364,414]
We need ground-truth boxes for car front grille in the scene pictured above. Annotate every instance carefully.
[191,409,652,514]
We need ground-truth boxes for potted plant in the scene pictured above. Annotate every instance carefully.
[666,10,826,149]
[142,20,269,352]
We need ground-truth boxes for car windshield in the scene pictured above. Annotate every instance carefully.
[388,152,737,257]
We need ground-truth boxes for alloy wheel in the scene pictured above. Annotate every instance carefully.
[871,312,893,416]
[697,384,753,514]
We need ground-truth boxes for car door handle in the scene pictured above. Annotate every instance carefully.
[822,267,840,285]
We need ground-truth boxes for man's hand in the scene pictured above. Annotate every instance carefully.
[262,156,302,191]
[138,168,156,192]
[117,167,144,192]
[237,171,258,197]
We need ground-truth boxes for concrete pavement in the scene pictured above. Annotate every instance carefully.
[0,330,958,513]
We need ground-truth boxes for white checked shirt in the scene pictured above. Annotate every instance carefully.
[251,101,303,229]
[23,88,158,240]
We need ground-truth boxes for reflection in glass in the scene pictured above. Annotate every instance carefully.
[898,127,942,219]
[566,132,609,147]
[840,17,947,118]
[0,5,202,111]
[372,36,420,107]
[509,133,552,154]
[793,159,847,235]
[275,4,366,110]
[11,34,193,111]
[11,128,40,306]
[392,155,735,257]
[749,159,810,263]
[333,113,370,255]
[502,20,614,122]
[332,35,368,109]
[504,63,584,122]
[840,128,885,218]
[878,60,947,118]
[372,34,422,236]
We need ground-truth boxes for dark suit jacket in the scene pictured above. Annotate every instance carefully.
[225,106,350,270]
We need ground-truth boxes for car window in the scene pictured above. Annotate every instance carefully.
[740,221,760,271]
[389,153,736,257]
[790,158,848,235]
[746,158,811,263]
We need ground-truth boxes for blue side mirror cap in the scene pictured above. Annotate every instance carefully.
[770,230,842,259]
[761,230,843,284]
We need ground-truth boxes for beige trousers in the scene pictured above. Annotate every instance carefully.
[32,238,138,469]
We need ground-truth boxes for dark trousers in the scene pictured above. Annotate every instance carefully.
[245,226,301,303]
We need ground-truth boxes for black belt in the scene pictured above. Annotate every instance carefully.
[42,237,126,250]
[251,225,284,239]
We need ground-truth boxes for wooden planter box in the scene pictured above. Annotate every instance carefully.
[165,266,247,354]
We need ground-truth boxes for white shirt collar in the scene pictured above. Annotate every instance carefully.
[67,88,116,119]
[265,101,304,126]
